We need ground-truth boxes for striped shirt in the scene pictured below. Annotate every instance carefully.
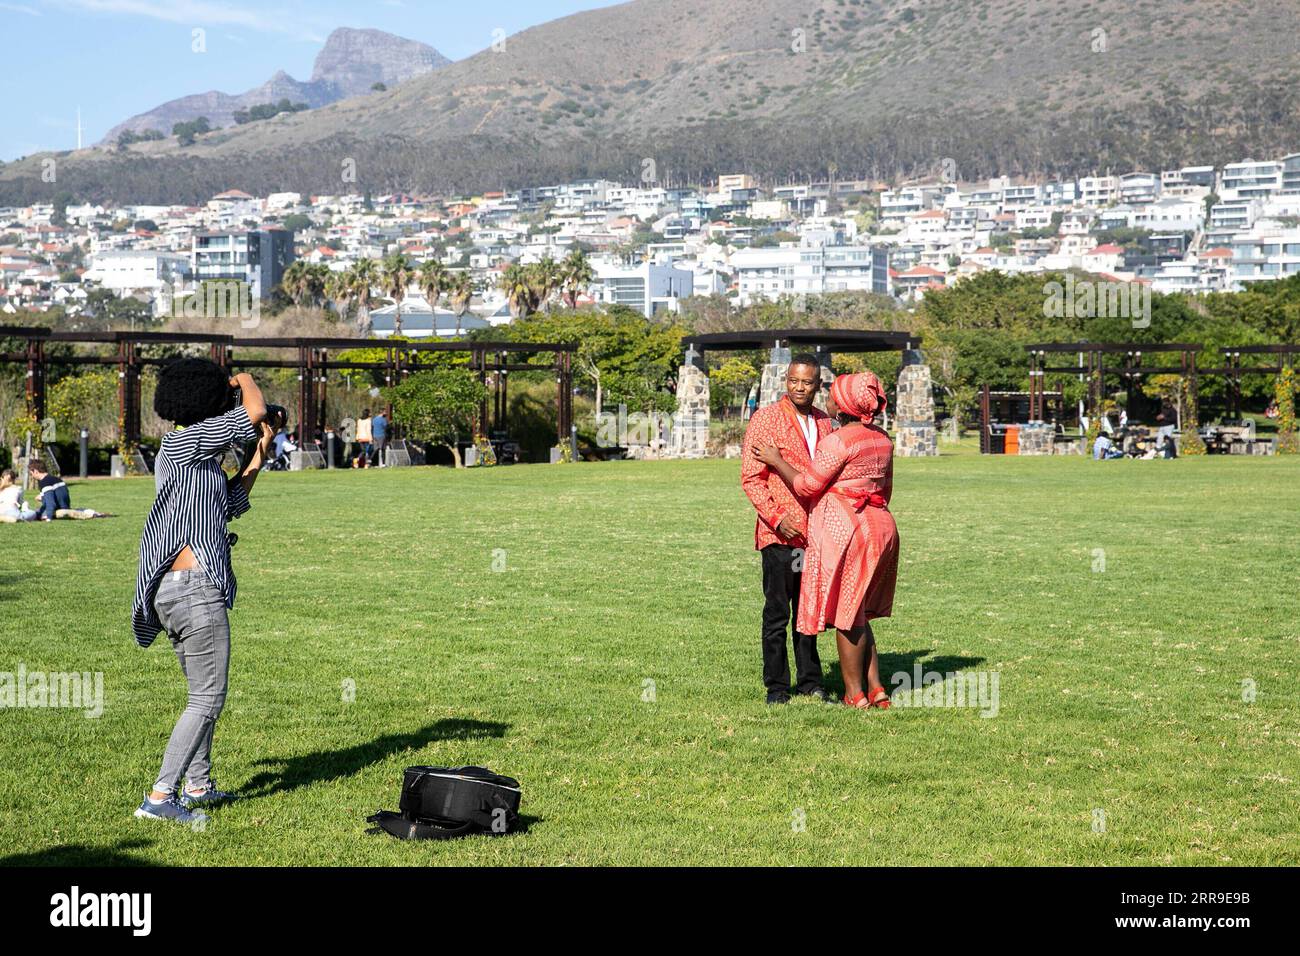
[131,405,257,648]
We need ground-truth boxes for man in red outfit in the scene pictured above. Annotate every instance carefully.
[740,354,834,704]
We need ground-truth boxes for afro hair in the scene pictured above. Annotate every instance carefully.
[154,357,234,426]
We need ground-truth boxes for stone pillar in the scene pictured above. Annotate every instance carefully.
[813,351,834,412]
[757,345,791,408]
[894,355,938,457]
[1018,421,1053,455]
[669,362,710,458]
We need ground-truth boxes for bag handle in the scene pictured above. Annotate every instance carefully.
[366,810,476,841]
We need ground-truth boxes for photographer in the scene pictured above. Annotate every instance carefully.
[130,358,277,825]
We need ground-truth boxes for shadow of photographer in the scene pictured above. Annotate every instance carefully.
[239,718,509,799]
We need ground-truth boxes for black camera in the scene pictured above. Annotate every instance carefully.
[264,404,288,430]
[228,385,287,430]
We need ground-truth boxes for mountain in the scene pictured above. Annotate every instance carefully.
[6,0,1300,204]
[100,28,450,145]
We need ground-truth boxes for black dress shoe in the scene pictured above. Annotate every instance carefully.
[766,691,791,705]
[796,687,831,702]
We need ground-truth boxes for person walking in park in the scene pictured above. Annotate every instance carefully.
[354,409,374,468]
[371,410,388,467]
[740,354,834,705]
[131,359,275,826]
[755,371,899,710]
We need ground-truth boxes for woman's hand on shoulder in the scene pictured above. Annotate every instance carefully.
[754,442,785,467]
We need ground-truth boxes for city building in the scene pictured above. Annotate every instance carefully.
[192,228,295,300]
[593,257,694,317]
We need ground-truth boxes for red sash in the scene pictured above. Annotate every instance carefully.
[830,488,888,512]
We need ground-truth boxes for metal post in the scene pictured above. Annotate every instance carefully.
[979,384,991,454]
[476,348,488,437]
[79,429,88,478]
[26,337,45,420]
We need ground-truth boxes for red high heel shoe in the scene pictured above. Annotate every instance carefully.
[866,686,891,709]
[842,690,871,709]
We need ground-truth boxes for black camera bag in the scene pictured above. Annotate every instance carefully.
[366,766,521,841]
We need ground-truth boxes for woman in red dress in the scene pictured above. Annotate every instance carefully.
[755,372,899,709]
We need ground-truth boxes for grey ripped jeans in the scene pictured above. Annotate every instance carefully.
[152,569,231,795]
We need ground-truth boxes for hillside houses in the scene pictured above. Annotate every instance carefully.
[6,148,1300,322]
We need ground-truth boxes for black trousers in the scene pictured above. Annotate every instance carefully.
[760,544,823,694]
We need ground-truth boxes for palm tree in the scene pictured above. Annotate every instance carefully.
[559,248,595,309]
[498,263,534,319]
[528,256,561,313]
[280,260,313,308]
[416,258,447,319]
[381,253,411,336]
[446,270,474,336]
[348,258,378,334]
[323,269,351,322]
[308,263,329,307]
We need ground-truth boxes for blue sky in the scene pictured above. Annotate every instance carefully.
[0,0,624,161]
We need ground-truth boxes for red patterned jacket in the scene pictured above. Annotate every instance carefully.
[740,396,835,550]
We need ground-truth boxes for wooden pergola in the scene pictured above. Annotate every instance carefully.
[1203,345,1300,418]
[682,328,922,367]
[1026,342,1202,424]
[1,326,575,449]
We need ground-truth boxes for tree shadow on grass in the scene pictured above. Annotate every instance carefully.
[0,838,161,867]
[240,718,510,800]
[825,648,986,698]
[0,572,19,603]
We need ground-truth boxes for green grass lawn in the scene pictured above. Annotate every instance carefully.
[1,449,1297,866]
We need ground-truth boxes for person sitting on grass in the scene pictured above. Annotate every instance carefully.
[131,358,275,827]
[1092,433,1124,460]
[0,468,38,522]
[28,460,110,519]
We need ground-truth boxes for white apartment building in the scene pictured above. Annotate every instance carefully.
[1042,181,1079,205]
[1079,176,1119,205]
[1220,161,1283,200]
[1134,197,1205,232]
[903,209,948,242]
[1119,172,1161,205]
[84,250,191,317]
[606,186,669,219]
[1015,205,1055,230]
[1229,224,1300,288]
[731,243,889,304]
[1210,198,1262,232]
[1149,261,1220,295]
[1161,165,1216,189]
[1002,184,1041,209]
[593,257,694,317]
[1097,205,1138,230]
[1261,193,1300,220]
[554,180,616,210]
[1282,153,1300,193]
[879,186,940,221]
[84,250,190,294]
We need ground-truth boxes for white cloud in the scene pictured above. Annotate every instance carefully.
[54,0,326,41]
[0,2,42,14]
